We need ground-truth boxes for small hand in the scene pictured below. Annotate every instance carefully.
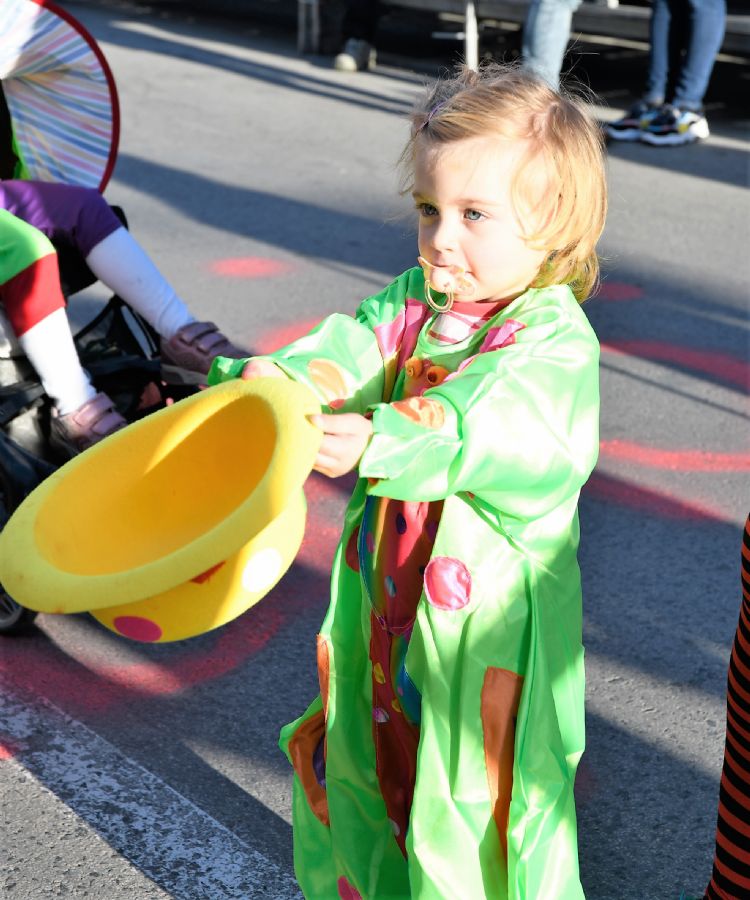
[241,358,285,380]
[309,413,373,479]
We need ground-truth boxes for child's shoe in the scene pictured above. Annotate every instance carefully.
[604,101,661,141]
[640,105,710,146]
[334,38,376,72]
[161,321,247,382]
[51,392,127,457]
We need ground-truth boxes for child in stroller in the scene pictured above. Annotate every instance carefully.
[0,180,248,455]
[0,205,249,634]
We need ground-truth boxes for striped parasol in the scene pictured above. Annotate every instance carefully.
[0,0,120,192]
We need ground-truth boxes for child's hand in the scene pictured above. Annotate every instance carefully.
[309,413,373,479]
[241,359,285,380]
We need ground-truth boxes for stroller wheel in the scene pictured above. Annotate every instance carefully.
[0,590,37,635]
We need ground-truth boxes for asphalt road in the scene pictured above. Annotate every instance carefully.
[1,2,748,898]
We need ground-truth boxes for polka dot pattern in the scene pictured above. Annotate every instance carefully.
[308,358,348,407]
[337,876,362,900]
[190,561,226,584]
[424,556,472,611]
[392,396,445,429]
[373,707,390,724]
[241,548,283,594]
[113,616,162,643]
[373,662,386,684]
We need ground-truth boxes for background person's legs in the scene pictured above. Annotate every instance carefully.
[334,0,380,71]
[644,0,673,106]
[521,0,583,91]
[671,0,726,111]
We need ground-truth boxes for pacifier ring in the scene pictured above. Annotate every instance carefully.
[425,280,454,312]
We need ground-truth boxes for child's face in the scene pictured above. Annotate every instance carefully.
[412,136,549,304]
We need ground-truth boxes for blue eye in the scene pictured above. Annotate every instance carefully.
[465,209,484,221]
[417,203,438,217]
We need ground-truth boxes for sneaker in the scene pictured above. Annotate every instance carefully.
[51,392,127,457]
[640,105,710,146]
[334,38,376,72]
[161,321,247,382]
[604,101,661,141]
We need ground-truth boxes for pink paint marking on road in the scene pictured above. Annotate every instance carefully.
[601,341,748,391]
[0,741,19,760]
[0,478,344,713]
[208,257,294,278]
[585,472,727,522]
[255,318,323,355]
[596,282,644,301]
[0,604,288,711]
[600,440,750,472]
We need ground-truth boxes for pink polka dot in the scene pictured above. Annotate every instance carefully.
[337,876,362,900]
[373,707,390,723]
[113,616,163,642]
[365,531,375,554]
[423,557,472,611]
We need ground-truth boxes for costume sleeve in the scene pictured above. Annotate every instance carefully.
[360,294,600,519]
[208,268,426,415]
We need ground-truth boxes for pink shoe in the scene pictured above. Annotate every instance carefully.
[51,392,127,457]
[161,321,247,380]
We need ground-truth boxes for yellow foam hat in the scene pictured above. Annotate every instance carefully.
[0,377,322,642]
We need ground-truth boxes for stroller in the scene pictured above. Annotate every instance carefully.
[0,0,198,634]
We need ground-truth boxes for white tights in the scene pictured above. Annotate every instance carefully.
[18,227,195,415]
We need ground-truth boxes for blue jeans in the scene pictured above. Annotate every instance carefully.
[522,0,583,91]
[645,0,726,110]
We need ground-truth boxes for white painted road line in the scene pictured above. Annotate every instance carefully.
[0,690,302,899]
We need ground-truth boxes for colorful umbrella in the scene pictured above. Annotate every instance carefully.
[0,0,119,191]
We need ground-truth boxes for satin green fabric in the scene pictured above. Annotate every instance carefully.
[210,267,599,899]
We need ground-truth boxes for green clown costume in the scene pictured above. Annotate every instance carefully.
[209,265,599,900]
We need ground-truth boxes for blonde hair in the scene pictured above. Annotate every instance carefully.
[400,62,608,302]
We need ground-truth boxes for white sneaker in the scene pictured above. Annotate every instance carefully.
[640,106,710,146]
[334,38,376,72]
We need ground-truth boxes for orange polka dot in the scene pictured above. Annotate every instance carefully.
[308,358,348,405]
[373,663,386,684]
[392,396,445,429]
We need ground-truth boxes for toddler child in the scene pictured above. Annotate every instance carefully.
[211,62,607,899]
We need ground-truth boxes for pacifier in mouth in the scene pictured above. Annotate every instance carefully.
[417,257,476,312]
